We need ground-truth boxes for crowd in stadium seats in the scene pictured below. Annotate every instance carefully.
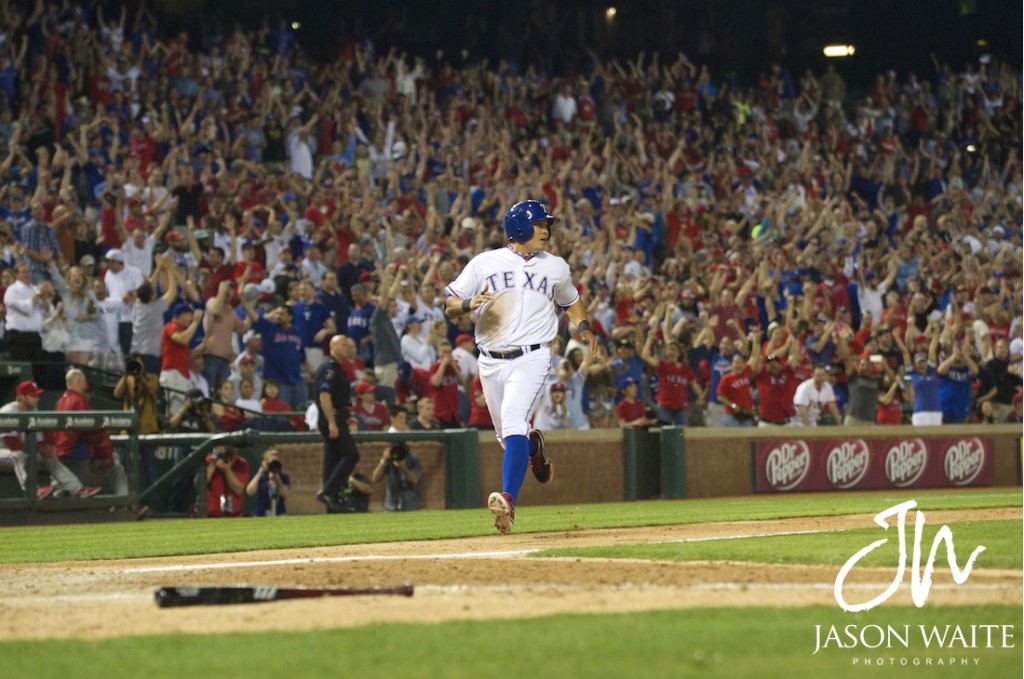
[0,1,1020,432]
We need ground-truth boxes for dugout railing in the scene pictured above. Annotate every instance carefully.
[131,427,481,517]
[0,410,138,515]
[2,421,679,518]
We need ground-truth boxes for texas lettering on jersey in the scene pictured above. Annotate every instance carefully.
[446,248,578,350]
[484,270,559,301]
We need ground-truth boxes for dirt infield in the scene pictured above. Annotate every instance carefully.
[1,507,1018,641]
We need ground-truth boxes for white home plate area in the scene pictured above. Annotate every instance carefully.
[0,508,1018,641]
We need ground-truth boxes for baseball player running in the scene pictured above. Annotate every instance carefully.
[445,200,598,533]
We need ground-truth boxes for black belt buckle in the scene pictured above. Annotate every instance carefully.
[484,344,541,360]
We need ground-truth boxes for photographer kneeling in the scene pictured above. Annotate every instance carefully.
[370,442,422,512]
[206,445,249,518]
[246,448,290,516]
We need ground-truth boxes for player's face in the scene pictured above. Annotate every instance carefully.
[520,221,550,253]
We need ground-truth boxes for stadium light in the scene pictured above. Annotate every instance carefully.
[606,7,617,19]
[823,44,855,58]
[291,21,301,30]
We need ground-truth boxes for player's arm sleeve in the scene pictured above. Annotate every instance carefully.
[444,257,478,301]
[553,260,580,310]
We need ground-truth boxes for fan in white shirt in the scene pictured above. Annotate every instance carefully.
[400,317,436,370]
[792,365,842,427]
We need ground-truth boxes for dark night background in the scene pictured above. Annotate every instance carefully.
[160,0,1021,88]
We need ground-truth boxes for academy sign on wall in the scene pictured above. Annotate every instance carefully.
[755,437,993,492]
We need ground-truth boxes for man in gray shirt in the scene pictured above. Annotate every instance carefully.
[843,352,886,426]
[130,255,180,374]
[369,265,404,388]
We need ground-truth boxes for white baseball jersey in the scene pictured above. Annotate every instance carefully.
[445,247,578,351]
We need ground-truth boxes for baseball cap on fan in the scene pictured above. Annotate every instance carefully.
[16,381,44,398]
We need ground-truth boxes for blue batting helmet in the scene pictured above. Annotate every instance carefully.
[503,200,559,243]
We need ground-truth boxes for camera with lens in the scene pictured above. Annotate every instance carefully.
[389,442,409,462]
[126,358,143,377]
[267,459,282,473]
[186,388,208,412]
[213,447,233,464]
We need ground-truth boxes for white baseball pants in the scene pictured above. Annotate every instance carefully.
[477,347,551,448]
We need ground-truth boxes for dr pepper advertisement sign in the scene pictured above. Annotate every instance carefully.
[755,437,994,493]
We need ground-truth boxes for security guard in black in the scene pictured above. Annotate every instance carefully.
[314,354,351,433]
[314,337,361,510]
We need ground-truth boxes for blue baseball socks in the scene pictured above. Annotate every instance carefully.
[502,434,530,503]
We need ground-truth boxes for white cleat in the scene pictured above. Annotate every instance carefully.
[488,491,515,534]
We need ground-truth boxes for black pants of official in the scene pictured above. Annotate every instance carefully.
[321,433,360,496]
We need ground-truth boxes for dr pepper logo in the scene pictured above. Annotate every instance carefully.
[826,439,870,489]
[764,441,811,490]
[884,438,928,487]
[943,437,986,485]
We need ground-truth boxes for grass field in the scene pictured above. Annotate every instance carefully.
[0,487,1019,679]
[0,606,1019,679]
[0,488,1018,563]
[538,520,1023,569]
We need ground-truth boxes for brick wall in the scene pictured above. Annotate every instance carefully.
[480,431,625,506]
[275,430,629,514]
[253,426,1024,515]
[276,441,446,514]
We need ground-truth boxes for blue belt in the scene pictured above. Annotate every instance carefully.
[479,344,542,360]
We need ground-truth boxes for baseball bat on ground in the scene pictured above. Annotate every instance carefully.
[154,584,414,608]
